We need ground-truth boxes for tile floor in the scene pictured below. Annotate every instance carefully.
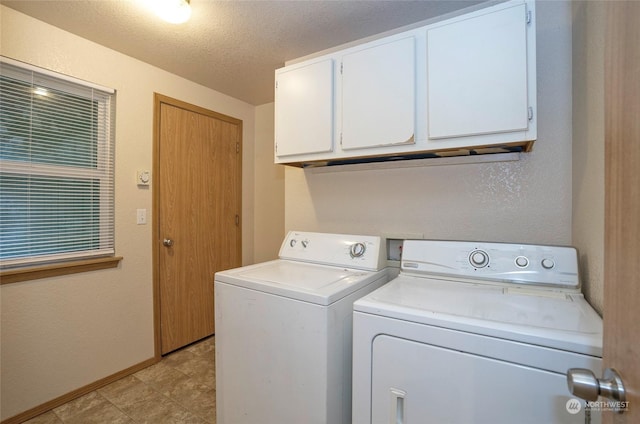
[23,336,216,424]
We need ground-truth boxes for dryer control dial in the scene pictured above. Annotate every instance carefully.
[350,242,366,258]
[541,258,555,269]
[515,256,529,268]
[469,250,489,268]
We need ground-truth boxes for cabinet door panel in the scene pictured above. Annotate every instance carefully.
[427,4,529,140]
[341,37,415,150]
[275,59,333,157]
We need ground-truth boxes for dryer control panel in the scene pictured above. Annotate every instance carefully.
[401,239,580,289]
[279,231,386,271]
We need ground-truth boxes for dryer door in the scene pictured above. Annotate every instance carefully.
[371,335,598,424]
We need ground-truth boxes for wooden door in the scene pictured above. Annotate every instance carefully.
[603,1,639,422]
[153,94,242,355]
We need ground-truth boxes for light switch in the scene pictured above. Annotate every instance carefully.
[136,209,147,225]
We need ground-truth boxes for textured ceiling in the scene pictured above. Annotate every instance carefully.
[1,0,485,105]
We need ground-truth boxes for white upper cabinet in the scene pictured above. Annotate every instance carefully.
[274,59,334,158]
[426,2,532,140]
[274,0,536,166]
[340,36,416,151]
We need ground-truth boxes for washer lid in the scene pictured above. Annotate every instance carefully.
[215,260,386,305]
[354,275,603,356]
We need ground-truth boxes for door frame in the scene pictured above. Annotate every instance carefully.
[152,93,243,358]
[603,2,640,422]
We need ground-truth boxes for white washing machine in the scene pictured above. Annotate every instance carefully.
[215,231,389,424]
[352,239,603,424]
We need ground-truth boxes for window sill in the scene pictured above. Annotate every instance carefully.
[0,256,123,285]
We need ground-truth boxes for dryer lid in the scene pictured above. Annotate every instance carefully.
[215,260,385,305]
[354,275,603,356]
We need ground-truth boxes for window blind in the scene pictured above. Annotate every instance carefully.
[0,58,116,268]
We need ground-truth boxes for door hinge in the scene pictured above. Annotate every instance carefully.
[235,214,240,226]
[236,142,240,153]
[340,132,343,145]
[528,107,534,121]
[275,80,278,90]
[340,62,343,75]
[526,10,532,24]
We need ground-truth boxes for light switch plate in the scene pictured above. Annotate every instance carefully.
[136,209,147,225]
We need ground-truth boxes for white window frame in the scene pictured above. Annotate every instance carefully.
[0,57,116,270]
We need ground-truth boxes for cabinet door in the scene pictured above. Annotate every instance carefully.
[427,3,530,140]
[341,36,415,150]
[275,59,333,157]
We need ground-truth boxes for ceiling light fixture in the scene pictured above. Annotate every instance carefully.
[144,0,192,24]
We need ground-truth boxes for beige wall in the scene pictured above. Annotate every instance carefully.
[254,103,285,262]
[571,1,605,314]
[285,1,574,245]
[0,6,258,420]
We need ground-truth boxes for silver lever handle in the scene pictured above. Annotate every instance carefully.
[566,368,627,413]
[163,238,174,247]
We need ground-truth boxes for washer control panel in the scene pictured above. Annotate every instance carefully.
[401,240,579,289]
[279,231,385,271]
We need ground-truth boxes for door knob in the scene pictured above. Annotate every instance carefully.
[163,238,174,247]
[566,368,627,413]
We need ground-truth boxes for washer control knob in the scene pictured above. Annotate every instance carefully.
[289,239,297,247]
[515,256,529,268]
[301,240,309,248]
[469,250,489,268]
[541,258,555,269]
[350,242,366,258]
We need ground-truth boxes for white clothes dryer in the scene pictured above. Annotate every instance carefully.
[215,231,389,424]
[352,239,603,424]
